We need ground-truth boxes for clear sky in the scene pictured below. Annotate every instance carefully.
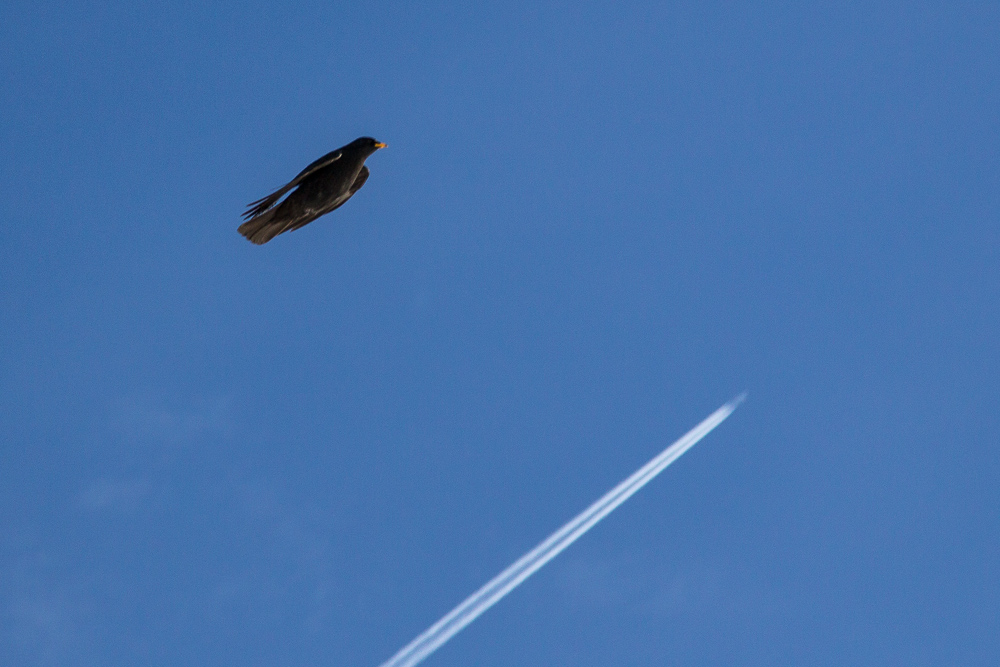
[2,2,998,665]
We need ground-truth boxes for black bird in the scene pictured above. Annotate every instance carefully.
[239,136,387,244]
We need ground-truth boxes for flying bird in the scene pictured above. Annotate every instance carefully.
[238,136,387,245]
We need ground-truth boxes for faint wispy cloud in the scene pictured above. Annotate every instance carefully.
[554,551,788,630]
[107,394,234,446]
[555,554,723,614]
[655,563,725,614]
[554,556,628,607]
[76,478,150,513]
[191,479,339,633]
[6,594,75,661]
[2,562,93,667]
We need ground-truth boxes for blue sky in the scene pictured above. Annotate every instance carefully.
[2,2,998,665]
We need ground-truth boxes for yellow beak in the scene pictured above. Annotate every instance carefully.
[374,142,388,149]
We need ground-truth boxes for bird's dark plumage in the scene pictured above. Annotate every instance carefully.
[239,136,386,245]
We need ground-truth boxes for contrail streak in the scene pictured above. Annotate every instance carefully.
[378,394,745,667]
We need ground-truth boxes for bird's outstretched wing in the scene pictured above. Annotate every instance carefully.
[286,166,370,233]
[348,164,369,196]
[242,149,342,220]
[238,166,372,244]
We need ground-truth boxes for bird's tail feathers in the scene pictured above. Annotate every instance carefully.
[238,209,286,245]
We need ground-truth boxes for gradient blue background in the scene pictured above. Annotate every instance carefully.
[2,2,998,665]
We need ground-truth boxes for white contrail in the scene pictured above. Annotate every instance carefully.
[378,394,745,667]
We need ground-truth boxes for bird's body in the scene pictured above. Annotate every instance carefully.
[239,136,386,244]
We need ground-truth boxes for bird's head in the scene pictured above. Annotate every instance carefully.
[352,136,388,154]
